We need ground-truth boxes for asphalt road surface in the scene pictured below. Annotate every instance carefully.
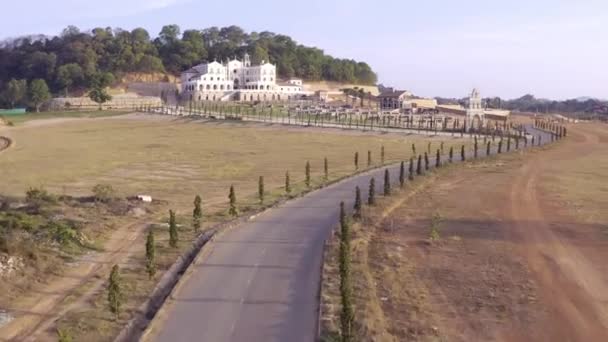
[148,126,552,342]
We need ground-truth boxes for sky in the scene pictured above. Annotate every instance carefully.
[1,0,607,100]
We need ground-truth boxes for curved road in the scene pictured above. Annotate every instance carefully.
[147,126,552,342]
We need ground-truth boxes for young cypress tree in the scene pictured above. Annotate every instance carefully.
[193,195,202,232]
[449,146,454,163]
[498,139,503,154]
[486,141,491,156]
[440,141,444,154]
[324,157,329,181]
[367,150,372,167]
[353,186,362,220]
[384,169,391,196]
[424,152,429,171]
[354,152,359,170]
[169,209,178,248]
[368,178,376,205]
[305,161,311,188]
[474,136,478,158]
[228,185,238,217]
[507,136,511,151]
[145,230,156,279]
[108,264,122,319]
[435,149,441,168]
[427,141,431,155]
[285,171,291,194]
[408,157,414,181]
[339,202,354,341]
[538,135,542,146]
[531,135,535,146]
[460,145,465,161]
[416,155,422,175]
[258,176,265,204]
[515,137,520,149]
[381,145,385,165]
[411,143,416,156]
[399,161,405,188]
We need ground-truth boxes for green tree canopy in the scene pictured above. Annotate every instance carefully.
[28,78,51,112]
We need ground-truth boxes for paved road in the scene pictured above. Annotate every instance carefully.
[148,125,553,342]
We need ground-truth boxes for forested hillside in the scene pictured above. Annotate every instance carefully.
[0,25,377,107]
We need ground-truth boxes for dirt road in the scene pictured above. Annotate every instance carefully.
[505,124,608,341]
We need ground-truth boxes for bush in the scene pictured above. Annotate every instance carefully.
[25,187,56,208]
[92,184,115,202]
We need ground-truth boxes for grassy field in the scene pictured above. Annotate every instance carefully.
[0,110,130,125]
[0,115,468,214]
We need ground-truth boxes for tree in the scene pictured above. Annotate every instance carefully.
[258,176,265,204]
[88,72,114,110]
[383,169,391,196]
[498,139,503,154]
[28,79,51,112]
[193,195,202,231]
[368,177,376,205]
[56,63,84,96]
[285,171,291,194]
[2,79,27,108]
[108,264,122,319]
[324,157,329,181]
[449,146,454,163]
[460,145,465,161]
[399,161,405,188]
[338,202,354,341]
[353,186,362,220]
[424,152,429,171]
[145,230,156,279]
[474,136,478,158]
[416,155,422,175]
[486,141,491,156]
[380,145,385,165]
[367,150,371,167]
[228,185,238,217]
[411,143,416,156]
[169,210,178,247]
[408,157,414,181]
[354,152,359,170]
[435,149,441,168]
[305,161,311,188]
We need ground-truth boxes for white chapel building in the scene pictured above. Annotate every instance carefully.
[181,53,306,102]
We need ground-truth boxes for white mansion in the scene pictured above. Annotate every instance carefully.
[181,53,306,102]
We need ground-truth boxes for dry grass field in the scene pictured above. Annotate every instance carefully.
[321,122,608,341]
[0,114,465,213]
[0,113,470,341]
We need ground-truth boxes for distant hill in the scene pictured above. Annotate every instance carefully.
[0,25,377,108]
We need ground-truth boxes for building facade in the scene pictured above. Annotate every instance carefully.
[181,54,306,102]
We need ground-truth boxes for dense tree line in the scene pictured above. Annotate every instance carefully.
[0,25,377,107]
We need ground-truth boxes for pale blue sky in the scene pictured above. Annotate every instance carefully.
[1,0,607,99]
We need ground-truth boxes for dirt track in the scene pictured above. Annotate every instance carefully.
[504,124,608,341]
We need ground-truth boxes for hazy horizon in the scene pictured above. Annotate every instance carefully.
[1,0,606,100]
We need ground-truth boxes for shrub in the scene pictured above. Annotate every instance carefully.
[193,195,202,231]
[368,178,376,206]
[429,212,442,241]
[228,185,238,217]
[92,184,115,203]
